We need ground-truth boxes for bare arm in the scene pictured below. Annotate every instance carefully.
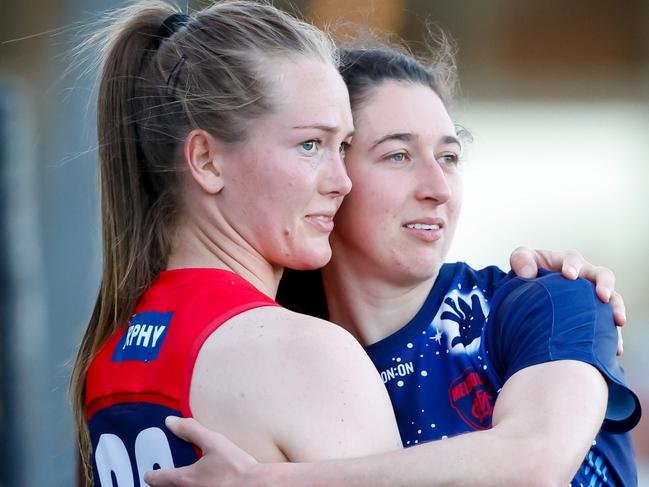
[145,250,624,486]
[145,360,607,487]
[189,307,402,463]
[275,360,607,487]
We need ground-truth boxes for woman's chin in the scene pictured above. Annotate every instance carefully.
[284,248,332,271]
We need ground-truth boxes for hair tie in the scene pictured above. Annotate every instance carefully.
[158,13,190,39]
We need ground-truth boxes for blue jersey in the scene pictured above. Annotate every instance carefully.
[365,262,641,486]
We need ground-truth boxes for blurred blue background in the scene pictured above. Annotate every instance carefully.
[1,0,647,485]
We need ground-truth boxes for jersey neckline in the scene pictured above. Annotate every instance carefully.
[364,263,458,357]
[156,267,244,286]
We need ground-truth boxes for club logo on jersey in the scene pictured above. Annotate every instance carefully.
[434,287,489,355]
[449,366,496,430]
[112,311,173,363]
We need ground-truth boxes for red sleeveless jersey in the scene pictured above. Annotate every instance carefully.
[85,268,278,486]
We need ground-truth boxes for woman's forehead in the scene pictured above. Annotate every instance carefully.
[268,58,348,107]
[353,82,456,142]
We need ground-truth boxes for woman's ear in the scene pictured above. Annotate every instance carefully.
[183,129,225,194]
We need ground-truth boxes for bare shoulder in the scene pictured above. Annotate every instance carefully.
[195,306,380,408]
[204,305,366,365]
[191,306,401,461]
[228,305,357,340]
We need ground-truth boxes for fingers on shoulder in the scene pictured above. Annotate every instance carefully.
[509,246,538,277]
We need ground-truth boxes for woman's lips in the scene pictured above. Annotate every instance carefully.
[402,219,444,242]
[305,214,335,233]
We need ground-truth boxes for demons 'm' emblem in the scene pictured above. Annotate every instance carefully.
[449,367,496,430]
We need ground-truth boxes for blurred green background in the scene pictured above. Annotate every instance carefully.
[1,0,647,485]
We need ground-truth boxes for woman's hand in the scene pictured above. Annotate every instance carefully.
[144,417,261,487]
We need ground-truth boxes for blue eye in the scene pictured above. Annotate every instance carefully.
[438,153,460,166]
[301,140,319,154]
[388,152,408,163]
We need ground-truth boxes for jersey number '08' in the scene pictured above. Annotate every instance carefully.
[95,428,174,486]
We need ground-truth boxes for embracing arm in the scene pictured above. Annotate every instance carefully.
[278,360,606,487]
[145,251,627,486]
[146,359,606,487]
[145,286,615,486]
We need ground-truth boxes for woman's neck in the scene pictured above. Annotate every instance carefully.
[166,218,282,299]
[322,259,439,346]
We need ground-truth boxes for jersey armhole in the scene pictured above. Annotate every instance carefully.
[179,301,279,418]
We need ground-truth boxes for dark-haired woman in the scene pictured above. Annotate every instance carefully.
[145,45,639,487]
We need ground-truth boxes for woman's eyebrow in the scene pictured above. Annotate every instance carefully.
[292,124,354,138]
[370,133,461,151]
[291,124,354,141]
[370,132,415,150]
[291,123,341,132]
[441,135,462,149]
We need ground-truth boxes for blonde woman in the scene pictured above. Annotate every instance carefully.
[71,2,404,485]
